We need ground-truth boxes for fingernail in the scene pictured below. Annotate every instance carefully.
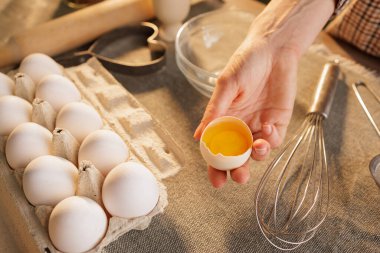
[254,147,267,156]
[262,123,272,136]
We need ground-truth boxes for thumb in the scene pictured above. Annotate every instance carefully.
[194,75,238,140]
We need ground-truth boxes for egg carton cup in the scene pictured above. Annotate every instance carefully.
[32,98,57,131]
[0,57,182,252]
[0,149,168,253]
[14,72,35,103]
[31,159,168,253]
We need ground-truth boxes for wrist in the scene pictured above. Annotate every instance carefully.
[246,0,335,58]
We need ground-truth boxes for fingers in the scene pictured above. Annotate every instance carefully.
[261,122,288,149]
[208,166,227,188]
[251,138,271,160]
[209,161,251,188]
[250,122,289,162]
[252,121,289,149]
[230,161,250,184]
[193,75,239,140]
[257,49,297,147]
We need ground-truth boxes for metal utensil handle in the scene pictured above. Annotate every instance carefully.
[352,81,380,138]
[308,60,340,118]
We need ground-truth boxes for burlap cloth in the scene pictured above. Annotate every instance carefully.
[105,31,380,253]
[1,1,379,252]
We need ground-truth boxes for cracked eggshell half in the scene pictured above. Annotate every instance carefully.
[200,116,253,171]
[19,53,63,84]
[35,74,81,112]
[5,122,52,170]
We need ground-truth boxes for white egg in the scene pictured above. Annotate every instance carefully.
[200,116,253,171]
[36,74,81,112]
[56,102,103,142]
[102,162,159,218]
[6,122,52,170]
[23,155,78,206]
[78,130,129,175]
[0,72,14,96]
[0,95,32,136]
[49,196,107,253]
[19,53,62,84]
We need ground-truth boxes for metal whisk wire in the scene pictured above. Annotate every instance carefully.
[255,61,340,250]
[256,114,329,250]
[283,115,328,230]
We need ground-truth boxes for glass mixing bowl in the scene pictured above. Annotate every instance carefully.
[175,10,254,97]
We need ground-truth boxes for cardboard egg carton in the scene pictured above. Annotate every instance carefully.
[65,58,184,179]
[0,57,184,252]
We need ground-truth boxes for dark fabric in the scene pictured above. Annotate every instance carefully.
[329,0,380,57]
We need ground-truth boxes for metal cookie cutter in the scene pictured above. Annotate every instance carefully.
[352,81,380,187]
[56,22,167,75]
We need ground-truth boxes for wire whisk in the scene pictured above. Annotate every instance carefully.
[256,60,340,250]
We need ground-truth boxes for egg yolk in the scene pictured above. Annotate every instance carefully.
[208,130,249,156]
[203,124,249,156]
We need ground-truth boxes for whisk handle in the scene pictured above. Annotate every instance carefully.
[308,60,340,119]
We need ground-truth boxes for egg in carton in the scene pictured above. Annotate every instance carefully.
[0,54,183,252]
[30,139,168,253]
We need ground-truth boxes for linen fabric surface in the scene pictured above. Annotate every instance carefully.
[1,1,379,252]
[104,34,380,253]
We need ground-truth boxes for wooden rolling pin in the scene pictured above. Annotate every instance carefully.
[0,0,154,68]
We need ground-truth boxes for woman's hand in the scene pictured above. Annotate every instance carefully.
[194,0,336,188]
[194,37,299,188]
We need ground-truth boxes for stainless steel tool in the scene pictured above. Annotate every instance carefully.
[255,60,340,250]
[370,155,380,188]
[353,81,380,188]
[352,81,380,137]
